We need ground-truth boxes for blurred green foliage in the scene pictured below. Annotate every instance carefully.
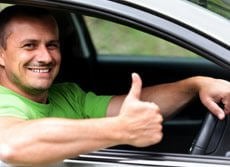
[85,16,199,58]
[188,0,230,19]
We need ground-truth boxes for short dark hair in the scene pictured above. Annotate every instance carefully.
[0,5,52,49]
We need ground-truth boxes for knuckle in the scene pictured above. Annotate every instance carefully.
[152,112,163,123]
[157,132,163,142]
[159,114,164,123]
[158,124,163,132]
[151,103,160,111]
[152,132,163,144]
[155,123,163,132]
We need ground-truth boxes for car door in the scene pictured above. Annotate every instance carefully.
[49,0,230,154]
[76,14,229,154]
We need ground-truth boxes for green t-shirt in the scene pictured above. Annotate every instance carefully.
[0,83,112,120]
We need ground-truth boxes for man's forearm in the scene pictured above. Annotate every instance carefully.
[0,117,122,165]
[107,77,199,119]
[141,77,200,119]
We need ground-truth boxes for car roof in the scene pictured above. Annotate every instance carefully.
[123,0,230,47]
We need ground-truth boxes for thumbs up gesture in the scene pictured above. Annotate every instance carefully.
[117,73,163,147]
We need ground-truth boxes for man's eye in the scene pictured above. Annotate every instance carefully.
[23,43,36,49]
[47,43,60,50]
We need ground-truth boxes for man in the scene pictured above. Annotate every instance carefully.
[0,5,229,166]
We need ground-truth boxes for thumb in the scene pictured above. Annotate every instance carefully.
[127,73,142,100]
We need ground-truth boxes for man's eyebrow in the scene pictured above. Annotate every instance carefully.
[19,39,38,47]
[20,39,60,45]
[48,40,60,44]
[21,39,38,43]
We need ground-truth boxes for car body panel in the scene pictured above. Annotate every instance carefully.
[64,149,230,167]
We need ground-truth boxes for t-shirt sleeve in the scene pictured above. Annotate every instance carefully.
[57,83,112,118]
[0,95,29,119]
[84,92,112,118]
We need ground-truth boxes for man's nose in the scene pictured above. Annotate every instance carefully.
[36,46,53,63]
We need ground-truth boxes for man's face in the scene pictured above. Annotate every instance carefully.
[0,15,61,96]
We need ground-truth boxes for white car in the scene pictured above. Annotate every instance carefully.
[0,0,230,166]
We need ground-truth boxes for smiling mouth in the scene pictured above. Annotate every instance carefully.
[27,67,52,73]
[30,68,51,73]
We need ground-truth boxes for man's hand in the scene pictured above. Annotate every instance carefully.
[117,73,163,147]
[198,77,230,120]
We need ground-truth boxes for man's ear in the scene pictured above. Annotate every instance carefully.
[0,47,6,67]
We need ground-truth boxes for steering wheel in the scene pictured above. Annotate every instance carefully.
[189,112,230,157]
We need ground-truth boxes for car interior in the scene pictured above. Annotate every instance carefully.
[51,9,230,155]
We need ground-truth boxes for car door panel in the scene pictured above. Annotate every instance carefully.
[88,56,229,153]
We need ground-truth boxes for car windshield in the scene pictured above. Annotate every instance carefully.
[187,0,230,19]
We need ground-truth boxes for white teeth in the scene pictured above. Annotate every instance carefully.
[31,69,49,73]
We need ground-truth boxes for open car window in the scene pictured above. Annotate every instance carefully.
[84,16,200,58]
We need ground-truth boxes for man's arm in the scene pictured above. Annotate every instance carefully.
[0,117,126,165]
[0,73,163,165]
[107,75,230,120]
